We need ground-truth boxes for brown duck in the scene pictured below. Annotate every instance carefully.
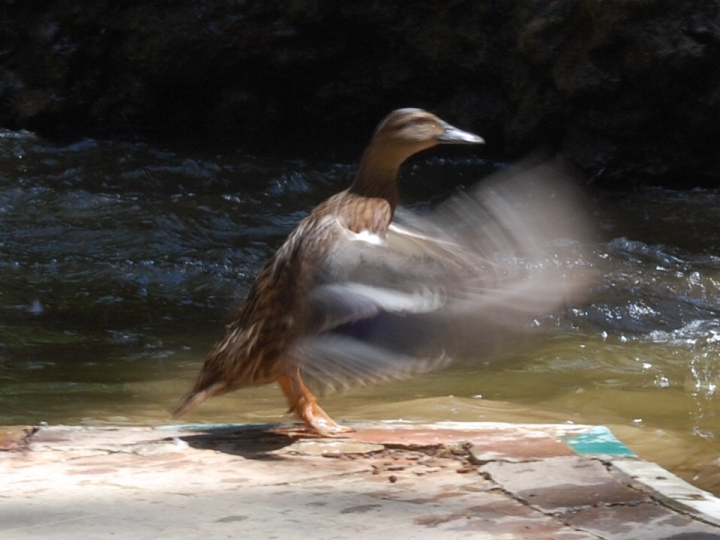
[173,108,484,434]
[174,109,592,435]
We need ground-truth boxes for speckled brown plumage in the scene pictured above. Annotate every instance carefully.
[173,108,484,435]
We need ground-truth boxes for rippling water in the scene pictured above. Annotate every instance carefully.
[2,129,720,494]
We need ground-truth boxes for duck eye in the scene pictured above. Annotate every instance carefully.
[399,117,431,130]
[411,117,434,127]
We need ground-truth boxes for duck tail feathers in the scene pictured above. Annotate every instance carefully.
[172,382,227,418]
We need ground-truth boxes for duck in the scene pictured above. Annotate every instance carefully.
[173,108,484,435]
[173,109,592,437]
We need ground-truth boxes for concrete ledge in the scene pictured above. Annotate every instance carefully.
[2,422,719,539]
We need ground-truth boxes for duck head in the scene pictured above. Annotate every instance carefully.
[374,108,484,154]
[351,108,484,209]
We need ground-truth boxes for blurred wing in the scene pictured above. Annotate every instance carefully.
[291,158,595,392]
[289,334,452,393]
[306,282,445,334]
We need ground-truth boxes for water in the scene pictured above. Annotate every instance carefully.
[2,129,720,494]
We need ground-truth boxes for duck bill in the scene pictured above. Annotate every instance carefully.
[437,123,484,145]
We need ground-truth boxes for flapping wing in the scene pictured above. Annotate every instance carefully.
[289,158,595,392]
[289,334,452,393]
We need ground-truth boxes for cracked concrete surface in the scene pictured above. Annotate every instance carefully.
[1,422,719,539]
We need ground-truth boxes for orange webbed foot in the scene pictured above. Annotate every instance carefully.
[300,401,354,438]
[278,371,353,438]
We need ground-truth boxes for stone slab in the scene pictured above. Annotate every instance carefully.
[1,421,719,539]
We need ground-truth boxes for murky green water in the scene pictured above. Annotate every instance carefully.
[2,129,720,494]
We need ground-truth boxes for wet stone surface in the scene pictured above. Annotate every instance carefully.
[1,422,719,539]
[480,456,649,510]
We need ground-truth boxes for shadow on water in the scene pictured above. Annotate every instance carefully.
[3,128,720,494]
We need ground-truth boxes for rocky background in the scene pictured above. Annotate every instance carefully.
[1,0,719,188]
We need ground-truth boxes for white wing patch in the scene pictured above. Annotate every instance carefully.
[348,229,385,246]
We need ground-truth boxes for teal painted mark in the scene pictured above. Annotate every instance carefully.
[562,426,636,456]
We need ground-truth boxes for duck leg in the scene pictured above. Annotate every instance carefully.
[278,369,352,436]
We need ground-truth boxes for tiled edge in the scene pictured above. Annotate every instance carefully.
[401,422,720,527]
[612,459,720,527]
[558,424,720,526]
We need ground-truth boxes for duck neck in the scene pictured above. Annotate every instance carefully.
[348,144,402,214]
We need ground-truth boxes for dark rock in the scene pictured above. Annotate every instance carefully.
[0,0,719,188]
